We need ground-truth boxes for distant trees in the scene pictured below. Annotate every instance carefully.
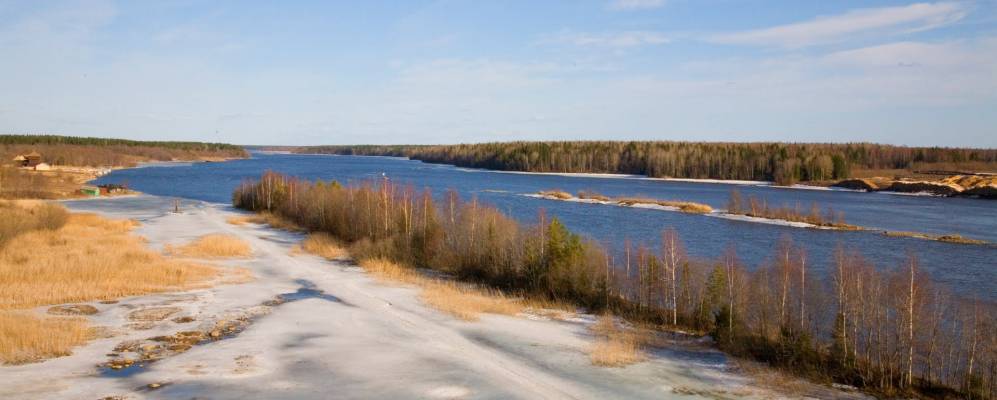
[0,134,247,167]
[294,141,997,184]
[234,172,995,399]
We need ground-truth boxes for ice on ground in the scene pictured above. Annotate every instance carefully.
[1,195,866,400]
[708,212,835,229]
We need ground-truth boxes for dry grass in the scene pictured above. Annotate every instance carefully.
[358,257,422,284]
[357,258,553,321]
[616,196,714,214]
[226,212,304,232]
[0,312,90,364]
[538,190,573,200]
[577,190,610,201]
[420,281,523,321]
[0,200,68,246]
[166,234,252,258]
[883,230,988,245]
[0,212,217,309]
[588,313,647,367]
[538,189,713,214]
[294,232,348,260]
[0,206,220,364]
[226,215,253,225]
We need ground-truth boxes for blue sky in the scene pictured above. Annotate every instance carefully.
[1,0,995,146]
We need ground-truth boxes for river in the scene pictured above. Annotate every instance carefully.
[93,152,997,299]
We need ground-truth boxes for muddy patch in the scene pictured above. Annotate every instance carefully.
[128,306,182,321]
[47,304,99,316]
[99,281,345,380]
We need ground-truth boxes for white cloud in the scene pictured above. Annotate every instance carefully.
[608,0,666,11]
[542,30,669,48]
[709,2,967,48]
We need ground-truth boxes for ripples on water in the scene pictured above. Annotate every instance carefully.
[94,153,997,299]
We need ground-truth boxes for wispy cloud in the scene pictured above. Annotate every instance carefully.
[541,30,669,48]
[709,2,968,48]
[608,0,666,11]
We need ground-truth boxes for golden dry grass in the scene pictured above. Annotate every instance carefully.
[538,190,573,200]
[420,281,523,321]
[226,215,252,225]
[166,234,252,258]
[358,257,422,284]
[0,312,90,364]
[294,232,348,260]
[538,190,713,214]
[616,196,713,214]
[357,258,557,321]
[226,212,304,231]
[0,212,216,309]
[0,206,220,364]
[577,191,610,201]
[883,230,988,245]
[0,200,68,246]
[589,313,647,367]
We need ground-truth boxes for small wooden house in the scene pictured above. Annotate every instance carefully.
[98,184,128,195]
[12,152,42,167]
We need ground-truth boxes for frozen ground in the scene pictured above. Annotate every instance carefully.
[1,195,866,399]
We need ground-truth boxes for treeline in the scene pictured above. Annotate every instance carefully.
[1,135,247,167]
[293,141,997,185]
[233,172,995,399]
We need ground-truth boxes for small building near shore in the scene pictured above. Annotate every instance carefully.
[98,184,128,195]
[34,162,52,171]
[12,151,42,167]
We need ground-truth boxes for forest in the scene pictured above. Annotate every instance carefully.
[292,142,997,185]
[233,171,995,399]
[0,135,247,167]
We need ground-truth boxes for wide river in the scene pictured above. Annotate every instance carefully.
[94,152,997,299]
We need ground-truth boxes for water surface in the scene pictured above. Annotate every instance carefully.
[94,153,997,299]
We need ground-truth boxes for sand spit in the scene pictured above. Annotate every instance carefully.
[834,175,997,199]
[528,192,992,246]
[0,195,869,400]
[527,192,713,214]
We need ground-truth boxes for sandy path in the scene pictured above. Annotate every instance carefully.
[0,195,860,399]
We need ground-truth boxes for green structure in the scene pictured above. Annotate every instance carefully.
[80,186,100,197]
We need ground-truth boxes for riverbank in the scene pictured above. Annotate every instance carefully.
[529,190,994,247]
[0,194,868,399]
[833,175,997,198]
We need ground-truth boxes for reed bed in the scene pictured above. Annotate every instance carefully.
[166,234,252,259]
[0,312,89,365]
[539,190,714,214]
[589,313,646,367]
[0,203,219,364]
[296,233,348,260]
[358,258,560,322]
[538,190,573,200]
[1,212,217,309]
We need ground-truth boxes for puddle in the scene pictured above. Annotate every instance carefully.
[102,363,146,378]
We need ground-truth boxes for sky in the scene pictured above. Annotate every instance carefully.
[1,0,995,147]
